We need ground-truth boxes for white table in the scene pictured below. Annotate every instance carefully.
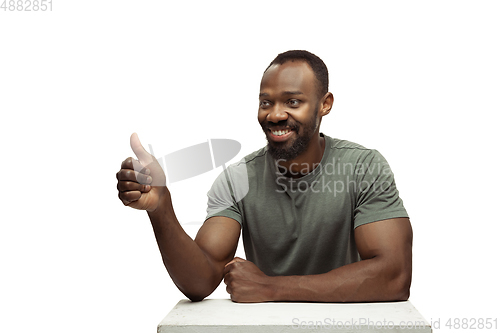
[158,299,431,332]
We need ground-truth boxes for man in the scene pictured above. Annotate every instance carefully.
[116,50,412,303]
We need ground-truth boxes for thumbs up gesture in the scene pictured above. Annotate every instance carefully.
[116,133,167,211]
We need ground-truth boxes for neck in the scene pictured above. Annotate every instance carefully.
[278,132,325,178]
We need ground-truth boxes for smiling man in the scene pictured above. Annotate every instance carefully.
[117,50,412,303]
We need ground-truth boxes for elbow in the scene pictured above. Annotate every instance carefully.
[377,255,412,301]
[186,294,206,302]
[174,270,221,302]
[182,287,211,302]
[386,250,412,301]
[390,268,412,301]
[181,287,213,302]
[179,281,218,303]
[394,281,410,301]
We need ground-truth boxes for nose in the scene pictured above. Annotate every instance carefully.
[267,106,288,123]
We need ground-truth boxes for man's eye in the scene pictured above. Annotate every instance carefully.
[287,99,300,107]
[260,100,271,108]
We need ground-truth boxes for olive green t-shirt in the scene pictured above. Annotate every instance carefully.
[205,134,408,276]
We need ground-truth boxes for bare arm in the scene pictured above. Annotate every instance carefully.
[224,218,412,302]
[149,201,240,301]
[117,133,240,301]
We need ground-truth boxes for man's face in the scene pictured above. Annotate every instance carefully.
[258,61,321,161]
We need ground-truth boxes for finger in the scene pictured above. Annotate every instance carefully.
[223,262,235,276]
[116,168,153,185]
[118,190,142,205]
[223,269,232,283]
[121,157,150,177]
[224,257,246,268]
[117,180,151,192]
[130,133,154,167]
[223,259,242,276]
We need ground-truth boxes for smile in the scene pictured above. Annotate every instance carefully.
[271,129,291,136]
[268,128,294,142]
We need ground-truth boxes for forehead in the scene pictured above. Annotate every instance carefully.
[260,61,316,96]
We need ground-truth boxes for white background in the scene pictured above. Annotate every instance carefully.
[1,1,499,332]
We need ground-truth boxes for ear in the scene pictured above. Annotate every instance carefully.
[319,92,334,117]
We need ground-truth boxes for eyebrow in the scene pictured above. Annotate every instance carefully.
[282,91,304,96]
[259,91,304,98]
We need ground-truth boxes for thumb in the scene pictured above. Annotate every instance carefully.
[130,133,154,166]
[225,257,246,268]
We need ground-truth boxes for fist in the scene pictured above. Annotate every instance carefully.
[116,133,167,211]
[223,257,275,303]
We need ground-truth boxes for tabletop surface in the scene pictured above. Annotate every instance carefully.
[158,298,431,332]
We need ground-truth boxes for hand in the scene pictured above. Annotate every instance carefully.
[116,133,167,212]
[223,257,275,303]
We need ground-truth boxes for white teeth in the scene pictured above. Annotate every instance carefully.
[272,129,290,136]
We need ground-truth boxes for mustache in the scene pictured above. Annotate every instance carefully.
[262,120,299,131]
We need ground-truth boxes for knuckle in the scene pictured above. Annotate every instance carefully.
[121,191,138,202]
[123,181,131,191]
[125,170,136,181]
[136,174,146,185]
[121,157,131,168]
[116,181,126,191]
[118,193,129,205]
[116,169,128,181]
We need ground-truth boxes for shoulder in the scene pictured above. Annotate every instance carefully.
[321,135,393,177]
[222,145,270,177]
[239,146,268,166]
[327,136,370,151]
[323,134,383,160]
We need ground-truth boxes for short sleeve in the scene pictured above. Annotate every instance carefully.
[204,159,250,225]
[353,150,408,228]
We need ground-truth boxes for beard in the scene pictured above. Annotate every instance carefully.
[261,109,319,162]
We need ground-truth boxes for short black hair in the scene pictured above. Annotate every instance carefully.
[264,50,329,99]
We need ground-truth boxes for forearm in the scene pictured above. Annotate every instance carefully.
[270,257,411,302]
[147,192,220,301]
